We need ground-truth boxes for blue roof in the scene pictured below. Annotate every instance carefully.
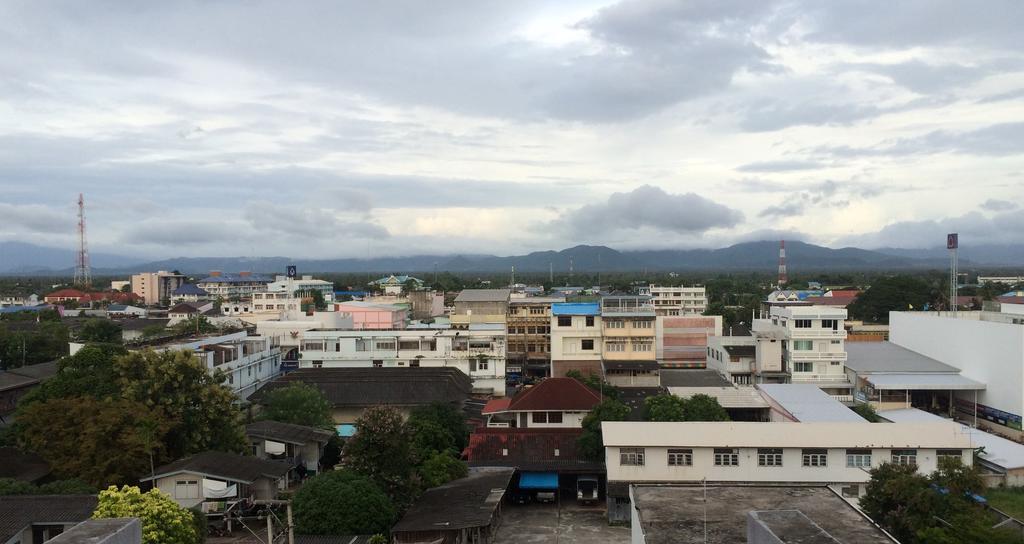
[551,302,600,316]
[336,424,356,438]
[519,472,559,489]
[0,305,51,314]
[173,283,209,295]
[197,274,271,284]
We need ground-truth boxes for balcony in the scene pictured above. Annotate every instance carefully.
[791,373,850,383]
[786,351,848,362]
[789,328,847,338]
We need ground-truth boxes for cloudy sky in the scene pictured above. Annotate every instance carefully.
[1,0,1023,259]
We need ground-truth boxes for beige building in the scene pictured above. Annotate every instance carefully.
[451,289,511,329]
[637,285,708,316]
[601,295,658,387]
[550,302,602,377]
[131,270,186,305]
[506,296,563,377]
[141,451,291,509]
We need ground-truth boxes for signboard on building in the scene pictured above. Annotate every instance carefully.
[947,233,958,249]
[286,265,297,278]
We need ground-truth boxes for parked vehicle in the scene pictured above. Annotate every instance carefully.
[577,475,599,504]
[535,491,557,503]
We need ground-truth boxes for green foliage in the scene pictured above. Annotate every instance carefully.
[21,344,125,406]
[0,478,36,495]
[578,399,631,461]
[77,319,123,344]
[292,470,396,536]
[342,406,418,503]
[257,383,334,430]
[141,324,167,339]
[851,403,880,422]
[407,402,470,453]
[322,435,343,470]
[419,451,468,488]
[565,370,619,400]
[171,316,217,335]
[0,319,69,369]
[0,477,96,496]
[848,276,941,324]
[368,535,388,544]
[644,394,686,421]
[18,396,169,487]
[93,485,201,544]
[683,394,730,421]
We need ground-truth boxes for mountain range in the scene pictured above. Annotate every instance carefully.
[3,240,1023,276]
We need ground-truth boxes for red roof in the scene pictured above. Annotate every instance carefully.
[827,290,861,298]
[466,428,598,470]
[998,296,1024,305]
[505,378,601,412]
[482,398,512,415]
[44,288,86,300]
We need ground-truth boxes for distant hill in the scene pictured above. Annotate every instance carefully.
[4,240,1023,276]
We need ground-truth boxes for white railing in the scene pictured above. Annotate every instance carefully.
[790,329,847,338]
[830,395,854,403]
[792,374,850,383]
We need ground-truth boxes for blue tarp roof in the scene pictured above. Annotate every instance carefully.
[336,424,356,438]
[551,302,600,316]
[519,472,559,489]
[197,274,271,284]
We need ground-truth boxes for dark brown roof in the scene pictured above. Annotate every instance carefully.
[391,468,514,534]
[117,318,170,331]
[723,345,756,358]
[466,428,603,472]
[0,372,38,393]
[0,495,97,542]
[168,303,199,314]
[141,451,291,484]
[603,360,660,371]
[0,448,51,482]
[253,368,472,408]
[246,420,334,445]
[8,361,59,381]
[506,378,601,412]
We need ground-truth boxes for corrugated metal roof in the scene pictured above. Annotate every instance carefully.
[865,373,985,390]
[668,386,769,409]
[757,384,865,422]
[879,408,1024,470]
[846,342,961,374]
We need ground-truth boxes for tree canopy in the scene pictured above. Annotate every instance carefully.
[406,402,470,454]
[643,393,730,422]
[342,406,418,503]
[257,382,334,430]
[848,276,941,324]
[93,486,201,544]
[292,470,396,535]
[578,399,631,461]
[76,319,123,344]
[0,478,95,495]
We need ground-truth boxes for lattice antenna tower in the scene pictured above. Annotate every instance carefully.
[73,193,91,288]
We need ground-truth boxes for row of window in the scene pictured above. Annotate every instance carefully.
[792,319,840,330]
[309,358,491,370]
[604,320,654,329]
[531,412,564,424]
[605,341,654,352]
[619,448,963,467]
[557,315,596,327]
[509,326,551,334]
[508,342,552,353]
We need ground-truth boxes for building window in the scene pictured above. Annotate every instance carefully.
[558,316,572,327]
[633,341,653,352]
[830,339,841,345]
[794,362,813,372]
[714,448,739,466]
[530,307,544,315]
[794,319,812,328]
[635,320,652,329]
[174,480,199,499]
[892,449,917,466]
[581,339,594,350]
[802,449,828,467]
[478,359,489,370]
[606,342,626,352]
[937,450,962,464]
[548,412,563,424]
[668,449,693,466]
[585,316,595,327]
[375,341,396,350]
[410,359,420,367]
[372,360,383,368]
[846,449,872,468]
[532,412,548,424]
[792,340,813,351]
[758,448,783,467]
[822,319,838,330]
[620,447,645,466]
[311,361,322,369]
[841,485,860,498]
[607,320,624,329]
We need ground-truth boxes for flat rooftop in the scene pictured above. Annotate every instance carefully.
[659,369,732,388]
[757,383,865,422]
[631,485,895,544]
[454,289,512,302]
[845,342,960,374]
[668,386,769,409]
[880,408,1024,470]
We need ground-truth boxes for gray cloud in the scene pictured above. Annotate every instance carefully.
[243,202,390,240]
[736,160,827,173]
[980,199,1019,212]
[816,123,1024,158]
[558,185,743,237]
[0,202,74,235]
[838,209,1024,248]
[759,201,805,218]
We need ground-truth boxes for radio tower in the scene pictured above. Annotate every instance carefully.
[777,240,787,289]
[73,193,91,288]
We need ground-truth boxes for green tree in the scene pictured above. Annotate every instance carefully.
[644,394,686,421]
[407,402,470,453]
[292,470,396,535]
[419,451,469,488]
[141,324,166,339]
[578,399,631,461]
[77,319,123,344]
[848,276,941,323]
[0,478,36,495]
[257,383,334,430]
[17,396,170,487]
[93,485,201,544]
[19,344,125,406]
[171,316,217,335]
[310,290,327,311]
[851,403,880,422]
[37,479,96,494]
[342,406,417,502]
[683,394,730,421]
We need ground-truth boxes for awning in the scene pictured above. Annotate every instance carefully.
[336,424,356,437]
[865,373,986,391]
[519,471,559,489]
[603,360,660,371]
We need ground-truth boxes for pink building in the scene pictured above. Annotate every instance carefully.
[335,301,407,330]
[656,315,722,368]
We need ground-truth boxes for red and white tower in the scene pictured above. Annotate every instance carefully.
[777,240,787,289]
[73,193,91,288]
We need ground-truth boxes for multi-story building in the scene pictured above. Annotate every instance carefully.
[550,302,602,377]
[506,296,563,378]
[637,285,707,316]
[369,275,424,296]
[481,377,601,428]
[603,421,973,503]
[979,276,1024,286]
[752,305,850,399]
[170,283,210,303]
[156,331,282,400]
[600,295,658,387]
[255,310,353,364]
[0,294,39,308]
[657,315,722,369]
[196,271,271,300]
[131,271,187,305]
[266,274,334,302]
[297,327,506,395]
[334,301,407,330]
[451,289,511,329]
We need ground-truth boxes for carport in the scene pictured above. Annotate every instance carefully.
[519,472,559,491]
[862,373,985,424]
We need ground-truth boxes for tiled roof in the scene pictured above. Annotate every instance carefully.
[168,303,199,314]
[0,495,97,542]
[0,448,51,482]
[392,468,514,534]
[172,283,209,296]
[252,368,472,408]
[466,429,601,471]
[141,451,291,484]
[246,420,334,445]
[506,378,601,412]
[44,289,86,299]
[482,398,512,415]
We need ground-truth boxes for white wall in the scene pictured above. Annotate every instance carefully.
[890,312,1024,420]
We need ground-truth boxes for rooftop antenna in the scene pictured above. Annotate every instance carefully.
[510,265,515,288]
[948,233,959,315]
[568,257,574,286]
[73,193,91,288]
[549,262,553,284]
[777,240,787,290]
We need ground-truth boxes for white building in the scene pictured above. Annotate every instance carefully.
[158,331,283,400]
[267,274,334,302]
[196,272,271,300]
[603,421,973,500]
[481,377,601,428]
[298,327,506,395]
[636,285,707,316]
[550,302,603,377]
[255,310,354,362]
[890,308,1024,439]
[752,305,850,399]
[979,276,1024,285]
[0,294,40,308]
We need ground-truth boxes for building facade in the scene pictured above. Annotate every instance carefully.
[132,271,187,306]
[451,289,511,329]
[266,274,334,302]
[334,301,407,330]
[297,328,506,395]
[196,272,271,300]
[601,296,658,387]
[657,315,721,369]
[550,303,602,377]
[506,297,563,378]
[753,305,850,399]
[636,285,708,316]
[157,331,282,400]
